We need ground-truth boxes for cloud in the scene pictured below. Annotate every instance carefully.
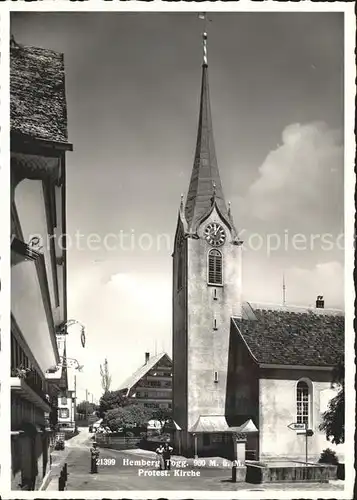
[286,260,343,307]
[243,122,343,232]
[108,272,171,322]
[67,270,172,399]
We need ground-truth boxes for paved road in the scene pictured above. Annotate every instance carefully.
[52,430,344,492]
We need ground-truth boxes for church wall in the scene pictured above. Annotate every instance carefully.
[259,368,344,462]
[226,327,259,424]
[186,208,242,431]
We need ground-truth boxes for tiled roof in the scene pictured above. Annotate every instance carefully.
[10,42,69,144]
[185,64,228,229]
[117,352,172,395]
[233,302,344,367]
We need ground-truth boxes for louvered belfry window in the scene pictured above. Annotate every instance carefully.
[208,249,223,285]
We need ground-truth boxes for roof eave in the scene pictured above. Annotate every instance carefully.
[11,131,73,153]
[231,318,259,365]
[259,363,334,371]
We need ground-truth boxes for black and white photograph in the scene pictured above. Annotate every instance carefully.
[3,5,354,497]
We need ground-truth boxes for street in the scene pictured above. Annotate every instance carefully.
[48,429,345,492]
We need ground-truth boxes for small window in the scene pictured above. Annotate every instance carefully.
[214,371,219,383]
[58,408,69,419]
[61,396,67,405]
[208,249,223,285]
[296,381,309,425]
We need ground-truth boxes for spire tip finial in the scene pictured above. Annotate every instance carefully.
[199,13,209,65]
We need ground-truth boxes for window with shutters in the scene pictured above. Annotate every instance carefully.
[208,249,223,285]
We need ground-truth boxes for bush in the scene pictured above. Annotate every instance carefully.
[318,448,339,465]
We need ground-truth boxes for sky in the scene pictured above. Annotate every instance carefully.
[11,12,344,402]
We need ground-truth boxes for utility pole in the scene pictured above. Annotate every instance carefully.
[85,389,88,425]
[74,374,77,426]
[305,430,308,465]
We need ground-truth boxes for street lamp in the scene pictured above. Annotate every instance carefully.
[58,319,86,348]
[47,357,84,373]
[59,356,84,371]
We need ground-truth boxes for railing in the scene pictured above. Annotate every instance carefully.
[11,367,51,406]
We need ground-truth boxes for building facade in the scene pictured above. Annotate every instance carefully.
[46,334,76,434]
[57,389,76,433]
[10,39,72,490]
[172,36,344,461]
[118,352,172,410]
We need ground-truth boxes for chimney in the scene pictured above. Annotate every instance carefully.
[316,295,324,309]
[145,352,150,364]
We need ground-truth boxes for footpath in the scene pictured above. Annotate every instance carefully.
[42,427,91,491]
[40,448,72,490]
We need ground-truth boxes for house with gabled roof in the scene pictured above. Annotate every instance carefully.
[118,352,172,410]
[10,38,72,490]
[172,31,345,462]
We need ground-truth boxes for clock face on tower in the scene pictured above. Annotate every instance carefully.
[204,222,226,247]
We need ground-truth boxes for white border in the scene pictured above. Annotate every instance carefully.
[1,2,355,499]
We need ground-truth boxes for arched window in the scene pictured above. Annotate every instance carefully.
[208,249,223,285]
[296,380,309,425]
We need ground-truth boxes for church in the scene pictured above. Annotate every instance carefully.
[171,32,344,463]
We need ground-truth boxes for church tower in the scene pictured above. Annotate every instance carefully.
[172,29,243,456]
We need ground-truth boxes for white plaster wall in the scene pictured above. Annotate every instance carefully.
[15,179,57,312]
[11,259,57,372]
[259,376,344,461]
[187,208,242,429]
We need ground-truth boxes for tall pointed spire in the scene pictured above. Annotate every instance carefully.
[185,28,228,230]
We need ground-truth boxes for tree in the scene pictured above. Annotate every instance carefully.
[100,358,112,394]
[76,400,98,416]
[319,357,344,445]
[98,390,130,418]
[105,404,153,432]
[151,406,172,426]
